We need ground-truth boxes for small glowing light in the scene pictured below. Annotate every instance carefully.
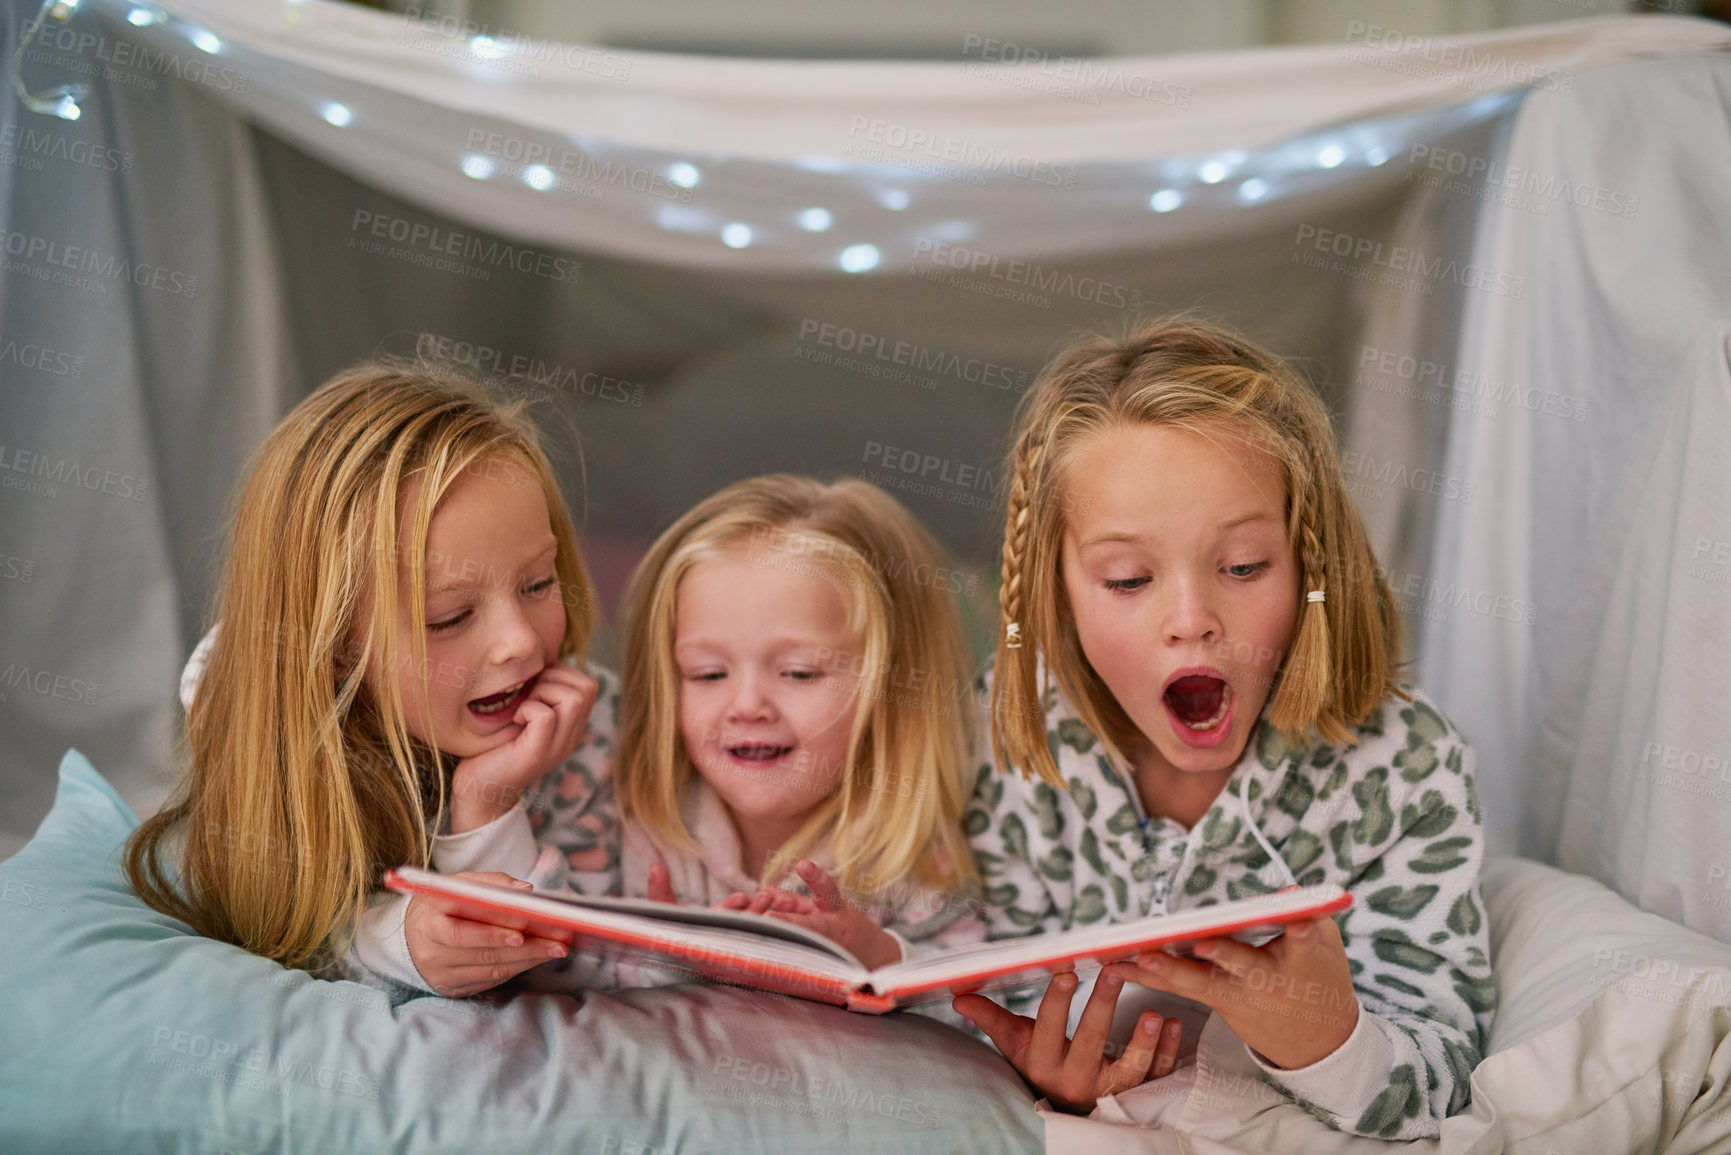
[470,36,506,60]
[880,189,909,211]
[321,103,352,128]
[53,96,81,121]
[798,207,832,232]
[668,162,701,189]
[1317,144,1345,169]
[1238,178,1268,202]
[461,154,495,180]
[839,244,879,273]
[1149,188,1182,213]
[655,204,707,231]
[126,6,163,26]
[1199,160,1228,184]
[524,165,555,191]
[1366,146,1390,166]
[191,29,221,54]
[721,223,753,249]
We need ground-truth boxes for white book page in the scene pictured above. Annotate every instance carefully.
[866,885,1348,995]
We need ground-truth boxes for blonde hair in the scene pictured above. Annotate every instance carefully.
[616,475,975,897]
[125,359,595,971]
[994,317,1404,787]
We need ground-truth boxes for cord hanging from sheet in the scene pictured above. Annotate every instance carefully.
[13,0,91,121]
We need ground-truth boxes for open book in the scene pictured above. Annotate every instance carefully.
[384,866,1351,1014]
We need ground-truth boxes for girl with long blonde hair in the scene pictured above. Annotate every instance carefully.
[953,318,1495,1140]
[611,474,983,967]
[130,359,620,997]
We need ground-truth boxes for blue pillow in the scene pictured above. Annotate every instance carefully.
[0,750,1041,1154]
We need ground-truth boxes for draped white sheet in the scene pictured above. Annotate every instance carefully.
[1,0,1728,945]
[115,3,1731,269]
[1423,53,1731,941]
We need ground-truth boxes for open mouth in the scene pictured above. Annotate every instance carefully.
[726,743,793,764]
[1163,674,1233,734]
[468,673,539,718]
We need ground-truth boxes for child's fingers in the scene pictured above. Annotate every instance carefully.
[1122,951,1217,1003]
[1066,967,1127,1070]
[1190,936,1264,980]
[1100,1011,1165,1096]
[951,994,1030,1058]
[527,675,588,752]
[744,891,776,915]
[1153,1016,1183,1077]
[434,911,568,958]
[1027,971,1081,1073]
[767,889,817,914]
[435,949,564,995]
[794,859,846,912]
[716,892,751,911]
[455,871,536,891]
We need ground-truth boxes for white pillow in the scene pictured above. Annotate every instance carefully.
[1043,857,1731,1154]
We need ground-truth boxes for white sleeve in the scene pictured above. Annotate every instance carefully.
[339,892,434,995]
[432,804,562,885]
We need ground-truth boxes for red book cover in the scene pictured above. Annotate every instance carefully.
[384,866,1352,1014]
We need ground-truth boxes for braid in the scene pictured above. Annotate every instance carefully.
[1270,472,1339,743]
[998,434,1042,647]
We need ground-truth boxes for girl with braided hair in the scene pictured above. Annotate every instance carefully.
[952,318,1493,1141]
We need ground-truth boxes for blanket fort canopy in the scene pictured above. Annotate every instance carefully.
[1,0,1729,944]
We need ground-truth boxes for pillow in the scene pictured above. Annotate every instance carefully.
[1044,858,1731,1154]
[0,750,1042,1154]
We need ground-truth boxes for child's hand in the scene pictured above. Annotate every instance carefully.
[953,965,1184,1114]
[748,860,903,970]
[402,871,571,997]
[450,665,598,833]
[1118,908,1360,1071]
